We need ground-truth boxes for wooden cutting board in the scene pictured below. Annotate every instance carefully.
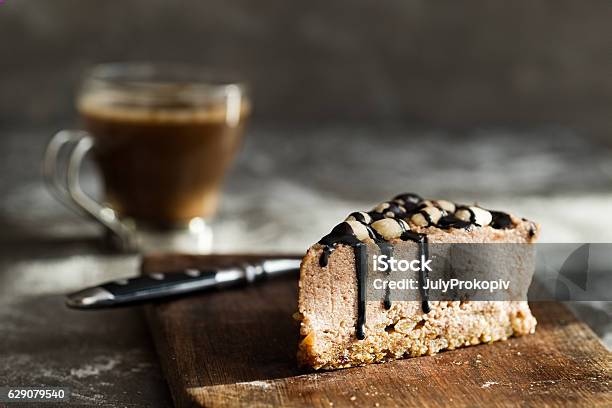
[143,254,611,408]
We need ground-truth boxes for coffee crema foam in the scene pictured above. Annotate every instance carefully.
[78,93,251,125]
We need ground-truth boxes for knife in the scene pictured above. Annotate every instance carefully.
[66,258,302,309]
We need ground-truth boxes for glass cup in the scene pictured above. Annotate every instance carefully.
[44,62,250,252]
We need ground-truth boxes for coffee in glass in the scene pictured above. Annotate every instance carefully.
[44,63,250,251]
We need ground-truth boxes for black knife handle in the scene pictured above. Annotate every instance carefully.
[103,269,218,297]
[66,268,237,309]
[66,258,302,309]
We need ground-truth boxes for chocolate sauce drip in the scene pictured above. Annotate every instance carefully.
[528,225,536,238]
[318,220,394,338]
[393,192,422,210]
[319,246,333,267]
[417,209,434,226]
[365,225,397,310]
[456,206,476,223]
[347,211,369,224]
[402,202,420,213]
[437,215,472,230]
[373,201,407,218]
[388,202,408,218]
[318,231,366,339]
[367,211,385,222]
[318,222,362,267]
[418,237,431,314]
[364,224,381,241]
[400,231,431,314]
[379,242,394,310]
[490,211,513,229]
[354,243,368,340]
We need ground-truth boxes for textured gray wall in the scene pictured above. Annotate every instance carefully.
[0,0,610,136]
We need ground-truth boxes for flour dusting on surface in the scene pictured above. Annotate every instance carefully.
[70,356,120,378]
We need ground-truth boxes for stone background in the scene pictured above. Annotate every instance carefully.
[0,2,611,407]
[0,0,611,139]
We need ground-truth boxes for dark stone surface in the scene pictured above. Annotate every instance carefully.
[0,125,611,407]
[0,295,171,407]
[0,247,173,406]
[0,0,610,139]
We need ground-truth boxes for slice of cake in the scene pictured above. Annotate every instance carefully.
[297,193,539,370]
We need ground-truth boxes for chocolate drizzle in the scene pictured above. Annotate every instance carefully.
[367,211,385,222]
[318,222,387,339]
[528,225,536,238]
[354,243,368,340]
[316,192,522,339]
[393,193,422,212]
[400,231,431,314]
[379,242,394,310]
[347,211,370,224]
[490,211,513,229]
[437,215,472,230]
[318,222,362,267]
[416,209,434,226]
[418,237,431,314]
[373,201,407,218]
[319,246,333,267]
[456,206,476,223]
[318,222,398,338]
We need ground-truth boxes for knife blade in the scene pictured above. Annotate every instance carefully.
[66,258,302,309]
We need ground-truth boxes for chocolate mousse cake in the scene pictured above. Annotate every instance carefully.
[297,193,539,370]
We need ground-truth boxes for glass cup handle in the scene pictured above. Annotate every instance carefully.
[43,130,134,251]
